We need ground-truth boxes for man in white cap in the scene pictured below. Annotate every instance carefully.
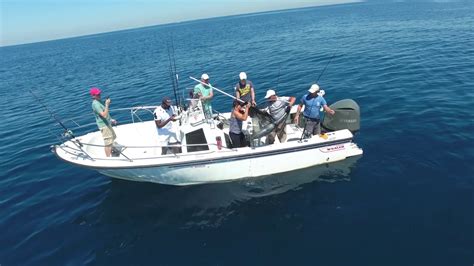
[263,89,295,144]
[235,72,256,106]
[193,73,214,118]
[294,83,335,138]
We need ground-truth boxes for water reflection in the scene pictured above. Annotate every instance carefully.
[96,155,362,228]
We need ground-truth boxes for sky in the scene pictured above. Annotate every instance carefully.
[0,0,359,47]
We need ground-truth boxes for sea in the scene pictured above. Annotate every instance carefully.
[0,1,473,265]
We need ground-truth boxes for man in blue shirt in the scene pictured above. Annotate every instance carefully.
[294,84,335,138]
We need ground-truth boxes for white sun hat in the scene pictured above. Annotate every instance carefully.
[239,72,247,80]
[265,89,276,99]
[201,73,209,80]
[308,84,320,93]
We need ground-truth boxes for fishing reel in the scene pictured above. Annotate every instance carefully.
[62,129,75,138]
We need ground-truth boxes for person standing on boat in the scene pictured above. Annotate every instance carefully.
[154,97,181,155]
[229,100,251,148]
[263,89,296,144]
[90,87,117,157]
[294,83,335,138]
[235,72,256,107]
[194,73,214,118]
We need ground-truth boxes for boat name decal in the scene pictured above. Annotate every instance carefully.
[320,144,345,153]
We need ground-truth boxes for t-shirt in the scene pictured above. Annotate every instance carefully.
[229,108,244,134]
[300,94,327,119]
[154,106,178,143]
[194,83,213,113]
[235,80,254,103]
[268,96,290,122]
[92,99,111,129]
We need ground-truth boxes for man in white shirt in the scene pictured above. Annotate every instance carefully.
[263,89,295,144]
[154,97,181,155]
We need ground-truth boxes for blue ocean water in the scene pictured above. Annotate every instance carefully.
[1,1,473,265]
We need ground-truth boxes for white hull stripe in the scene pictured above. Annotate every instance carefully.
[56,137,353,170]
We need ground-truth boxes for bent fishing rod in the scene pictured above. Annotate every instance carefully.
[189,76,246,104]
[29,89,77,139]
[191,76,295,126]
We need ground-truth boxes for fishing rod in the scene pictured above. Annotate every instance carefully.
[190,76,245,103]
[29,90,132,161]
[316,53,336,82]
[29,89,76,139]
[170,37,180,107]
[276,64,281,90]
[191,75,293,137]
[166,40,179,107]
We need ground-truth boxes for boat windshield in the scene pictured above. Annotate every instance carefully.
[185,128,209,152]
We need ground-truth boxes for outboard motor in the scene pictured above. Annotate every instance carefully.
[322,99,360,132]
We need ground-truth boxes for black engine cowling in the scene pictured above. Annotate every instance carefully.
[322,99,360,132]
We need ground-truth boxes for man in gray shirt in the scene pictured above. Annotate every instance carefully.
[263,89,295,144]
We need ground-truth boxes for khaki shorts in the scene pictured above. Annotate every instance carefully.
[100,126,116,146]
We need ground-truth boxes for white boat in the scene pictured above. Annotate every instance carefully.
[52,98,363,186]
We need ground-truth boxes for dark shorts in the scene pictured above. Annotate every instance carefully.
[230,132,246,148]
[303,117,321,137]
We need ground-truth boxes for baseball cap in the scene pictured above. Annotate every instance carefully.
[265,89,276,99]
[201,73,209,80]
[239,72,247,80]
[308,84,320,93]
[90,87,101,96]
[162,96,172,104]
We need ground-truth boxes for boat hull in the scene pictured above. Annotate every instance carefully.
[53,113,363,186]
[96,141,362,185]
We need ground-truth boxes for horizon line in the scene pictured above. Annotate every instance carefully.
[1,1,363,49]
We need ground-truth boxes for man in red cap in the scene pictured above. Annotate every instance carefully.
[90,87,117,157]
